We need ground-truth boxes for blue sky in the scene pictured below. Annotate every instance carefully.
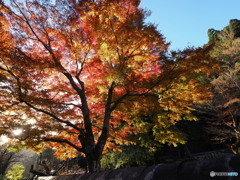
[140,0,240,50]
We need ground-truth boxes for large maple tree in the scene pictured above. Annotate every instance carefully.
[0,0,219,171]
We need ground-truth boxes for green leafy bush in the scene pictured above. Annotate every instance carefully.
[101,145,154,170]
[5,164,24,180]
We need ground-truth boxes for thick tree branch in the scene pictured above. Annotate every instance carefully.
[110,93,129,111]
[110,64,177,111]
[64,73,94,144]
[43,138,84,153]
[103,82,115,126]
[20,100,83,134]
[62,73,96,152]
[95,82,115,156]
[63,72,83,95]
[0,65,22,98]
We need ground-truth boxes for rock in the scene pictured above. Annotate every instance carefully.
[37,154,240,180]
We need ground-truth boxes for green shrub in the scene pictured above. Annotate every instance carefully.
[5,164,24,180]
[101,145,154,170]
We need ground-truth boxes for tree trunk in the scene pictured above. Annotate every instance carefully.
[85,153,101,172]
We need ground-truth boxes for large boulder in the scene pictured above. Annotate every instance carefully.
[12,149,38,179]
[37,154,240,180]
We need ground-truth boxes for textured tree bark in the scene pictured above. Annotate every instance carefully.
[85,151,101,172]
